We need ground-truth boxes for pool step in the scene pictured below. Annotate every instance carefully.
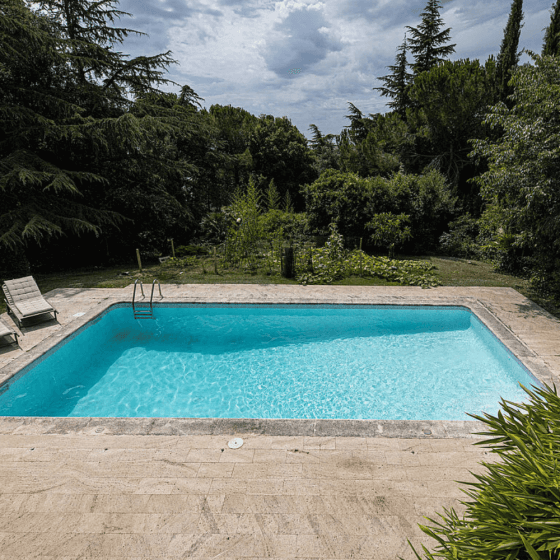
[133,306,154,319]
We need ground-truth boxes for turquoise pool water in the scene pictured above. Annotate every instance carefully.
[0,305,539,420]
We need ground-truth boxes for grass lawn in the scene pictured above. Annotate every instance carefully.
[2,254,559,320]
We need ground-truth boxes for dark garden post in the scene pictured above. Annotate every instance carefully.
[281,246,295,278]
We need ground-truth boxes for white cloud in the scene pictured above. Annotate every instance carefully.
[118,0,555,141]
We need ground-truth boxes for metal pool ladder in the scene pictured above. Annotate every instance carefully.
[132,279,163,319]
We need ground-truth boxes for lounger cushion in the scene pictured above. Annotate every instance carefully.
[14,298,54,317]
[3,276,43,303]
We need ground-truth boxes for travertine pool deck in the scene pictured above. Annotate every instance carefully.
[0,285,558,558]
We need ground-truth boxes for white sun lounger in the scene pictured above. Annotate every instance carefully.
[0,317,18,346]
[2,276,58,327]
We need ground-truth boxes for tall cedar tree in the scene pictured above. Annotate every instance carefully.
[0,0,178,248]
[374,35,413,117]
[0,0,124,252]
[342,102,375,144]
[37,0,176,115]
[405,0,456,76]
[496,0,524,103]
[0,0,181,254]
[542,0,560,57]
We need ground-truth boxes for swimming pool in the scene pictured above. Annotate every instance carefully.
[0,304,540,420]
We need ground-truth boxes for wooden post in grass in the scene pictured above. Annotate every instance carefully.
[359,238,363,277]
[136,249,143,272]
[213,246,218,274]
[169,239,175,258]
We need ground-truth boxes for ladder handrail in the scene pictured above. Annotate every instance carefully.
[149,279,163,312]
[132,279,162,318]
[132,279,145,313]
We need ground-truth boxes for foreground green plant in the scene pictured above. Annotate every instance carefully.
[470,52,560,296]
[407,383,560,560]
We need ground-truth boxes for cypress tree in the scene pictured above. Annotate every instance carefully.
[542,0,560,57]
[405,0,456,76]
[374,35,413,117]
[496,0,524,102]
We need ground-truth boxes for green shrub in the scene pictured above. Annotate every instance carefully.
[197,212,231,244]
[383,169,456,253]
[296,222,348,284]
[260,209,310,242]
[439,214,481,259]
[302,168,455,252]
[367,212,412,258]
[476,204,533,275]
[224,176,264,269]
[408,383,560,560]
[302,169,378,238]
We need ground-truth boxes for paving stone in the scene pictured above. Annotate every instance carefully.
[245,479,285,495]
[253,449,287,463]
[197,462,235,478]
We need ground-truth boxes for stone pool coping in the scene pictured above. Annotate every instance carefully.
[0,285,559,439]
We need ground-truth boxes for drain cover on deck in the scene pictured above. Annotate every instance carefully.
[228,438,243,449]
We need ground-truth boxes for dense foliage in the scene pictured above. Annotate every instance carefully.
[408,382,560,559]
[296,223,440,288]
[0,0,205,272]
[302,168,455,252]
[366,213,412,258]
[406,58,499,211]
[203,186,440,289]
[438,214,481,259]
[0,0,132,249]
[247,115,318,212]
[470,52,560,296]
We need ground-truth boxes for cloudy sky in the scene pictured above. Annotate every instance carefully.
[117,0,555,143]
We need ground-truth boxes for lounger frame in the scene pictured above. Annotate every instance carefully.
[0,318,18,346]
